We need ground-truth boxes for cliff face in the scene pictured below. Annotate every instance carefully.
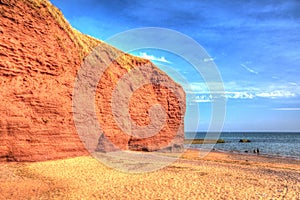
[74,45,186,153]
[0,0,185,161]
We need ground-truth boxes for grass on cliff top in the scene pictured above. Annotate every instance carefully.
[25,0,151,62]
[25,0,101,59]
[22,0,171,84]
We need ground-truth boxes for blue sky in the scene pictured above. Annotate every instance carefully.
[50,0,300,132]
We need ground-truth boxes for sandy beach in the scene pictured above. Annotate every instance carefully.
[1,149,299,200]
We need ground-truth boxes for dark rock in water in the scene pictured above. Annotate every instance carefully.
[239,139,251,143]
[184,139,225,144]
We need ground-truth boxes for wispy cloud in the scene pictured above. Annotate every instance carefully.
[272,108,300,111]
[241,64,258,74]
[289,82,298,86]
[138,52,171,64]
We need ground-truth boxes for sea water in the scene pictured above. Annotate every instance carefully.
[185,132,300,159]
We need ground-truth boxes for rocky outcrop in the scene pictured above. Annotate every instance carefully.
[0,0,185,161]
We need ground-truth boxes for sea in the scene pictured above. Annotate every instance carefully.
[185,132,300,159]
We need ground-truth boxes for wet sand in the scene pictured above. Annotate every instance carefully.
[0,149,299,199]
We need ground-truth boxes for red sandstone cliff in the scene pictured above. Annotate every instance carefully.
[0,0,185,161]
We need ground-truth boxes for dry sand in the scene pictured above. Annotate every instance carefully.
[0,149,299,200]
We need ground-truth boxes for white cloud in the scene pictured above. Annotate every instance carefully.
[187,82,226,94]
[186,81,300,102]
[241,64,258,74]
[193,95,212,103]
[256,90,296,98]
[272,108,300,111]
[188,82,208,93]
[225,92,255,99]
[189,92,255,103]
[138,52,171,64]
[203,57,215,62]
